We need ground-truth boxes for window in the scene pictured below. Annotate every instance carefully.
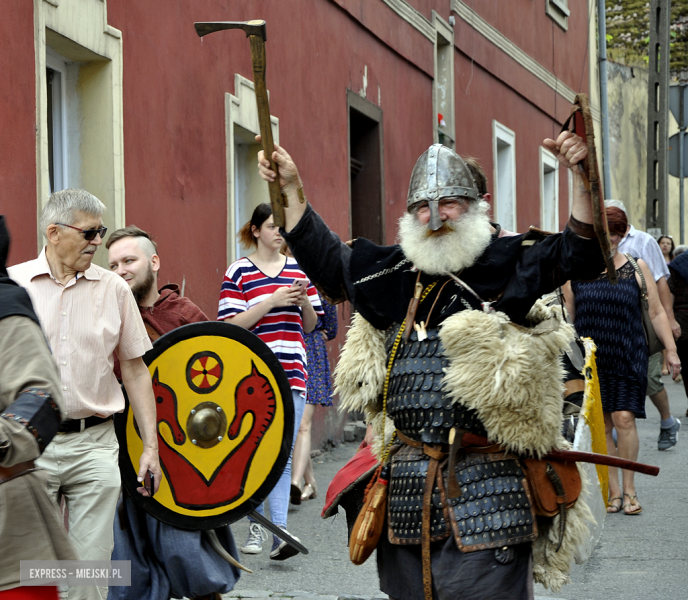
[348,90,384,244]
[546,0,569,31]
[433,12,455,148]
[45,49,82,194]
[233,125,266,260]
[492,121,516,232]
[46,53,68,194]
[225,74,280,264]
[36,0,124,258]
[540,147,559,232]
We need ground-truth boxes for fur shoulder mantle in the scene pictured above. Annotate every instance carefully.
[335,300,574,457]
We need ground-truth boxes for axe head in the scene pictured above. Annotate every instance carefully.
[194,20,267,41]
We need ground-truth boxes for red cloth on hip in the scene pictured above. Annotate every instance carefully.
[0,587,59,600]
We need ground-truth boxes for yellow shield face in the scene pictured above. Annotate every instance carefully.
[116,322,293,530]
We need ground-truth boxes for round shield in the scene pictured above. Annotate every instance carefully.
[115,322,294,530]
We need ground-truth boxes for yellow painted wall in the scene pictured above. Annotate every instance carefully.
[607,60,687,242]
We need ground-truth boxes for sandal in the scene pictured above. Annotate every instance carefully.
[607,496,623,513]
[300,482,318,501]
[623,492,642,515]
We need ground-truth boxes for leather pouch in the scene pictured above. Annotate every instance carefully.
[349,465,389,565]
[521,459,581,517]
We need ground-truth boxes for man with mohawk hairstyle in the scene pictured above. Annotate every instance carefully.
[257,131,605,600]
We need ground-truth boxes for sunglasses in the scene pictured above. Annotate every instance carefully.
[57,223,108,241]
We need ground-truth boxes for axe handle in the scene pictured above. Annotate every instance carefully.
[249,35,286,228]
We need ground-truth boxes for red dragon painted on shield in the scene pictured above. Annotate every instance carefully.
[151,362,276,509]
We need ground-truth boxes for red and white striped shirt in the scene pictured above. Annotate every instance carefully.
[217,257,323,391]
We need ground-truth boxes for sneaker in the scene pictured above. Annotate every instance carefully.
[240,522,267,554]
[658,418,681,450]
[269,526,300,561]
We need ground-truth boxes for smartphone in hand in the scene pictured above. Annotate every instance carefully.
[291,279,307,290]
[143,470,155,497]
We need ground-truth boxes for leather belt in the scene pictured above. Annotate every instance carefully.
[396,431,448,600]
[58,415,113,434]
[0,460,36,484]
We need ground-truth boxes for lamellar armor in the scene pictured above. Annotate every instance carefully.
[384,324,537,551]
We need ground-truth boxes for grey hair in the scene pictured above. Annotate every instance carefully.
[39,189,106,238]
[675,244,688,257]
[604,199,628,216]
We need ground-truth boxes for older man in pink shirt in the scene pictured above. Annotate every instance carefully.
[9,189,161,600]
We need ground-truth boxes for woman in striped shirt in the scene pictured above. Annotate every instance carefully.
[218,202,321,560]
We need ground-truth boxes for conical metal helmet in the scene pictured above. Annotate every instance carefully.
[407,144,478,230]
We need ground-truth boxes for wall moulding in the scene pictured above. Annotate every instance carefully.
[381,0,434,41]
[34,0,124,262]
[451,0,600,122]
[225,74,279,265]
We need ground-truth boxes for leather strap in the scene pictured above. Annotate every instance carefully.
[545,463,568,552]
[422,454,440,600]
[446,427,466,499]
[396,431,447,600]
[144,322,161,341]
[0,460,36,484]
[396,430,502,455]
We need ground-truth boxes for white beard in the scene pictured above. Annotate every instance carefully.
[398,200,493,275]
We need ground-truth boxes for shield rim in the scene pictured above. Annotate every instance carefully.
[115,321,295,530]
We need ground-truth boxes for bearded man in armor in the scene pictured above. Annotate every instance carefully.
[257,131,604,600]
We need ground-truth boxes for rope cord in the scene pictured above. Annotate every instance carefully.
[380,281,438,463]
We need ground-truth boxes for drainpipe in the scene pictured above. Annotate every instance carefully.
[597,0,613,199]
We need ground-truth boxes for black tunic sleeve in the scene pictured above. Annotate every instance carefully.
[281,204,355,305]
[487,227,606,323]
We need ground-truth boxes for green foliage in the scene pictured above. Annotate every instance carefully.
[605,0,688,77]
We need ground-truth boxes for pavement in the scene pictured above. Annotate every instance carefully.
[191,375,688,600]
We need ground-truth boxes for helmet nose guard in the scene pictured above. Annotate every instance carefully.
[407,144,478,231]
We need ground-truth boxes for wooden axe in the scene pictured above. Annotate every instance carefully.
[194,20,287,228]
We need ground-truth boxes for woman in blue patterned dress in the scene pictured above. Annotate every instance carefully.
[291,297,338,502]
[563,207,680,515]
